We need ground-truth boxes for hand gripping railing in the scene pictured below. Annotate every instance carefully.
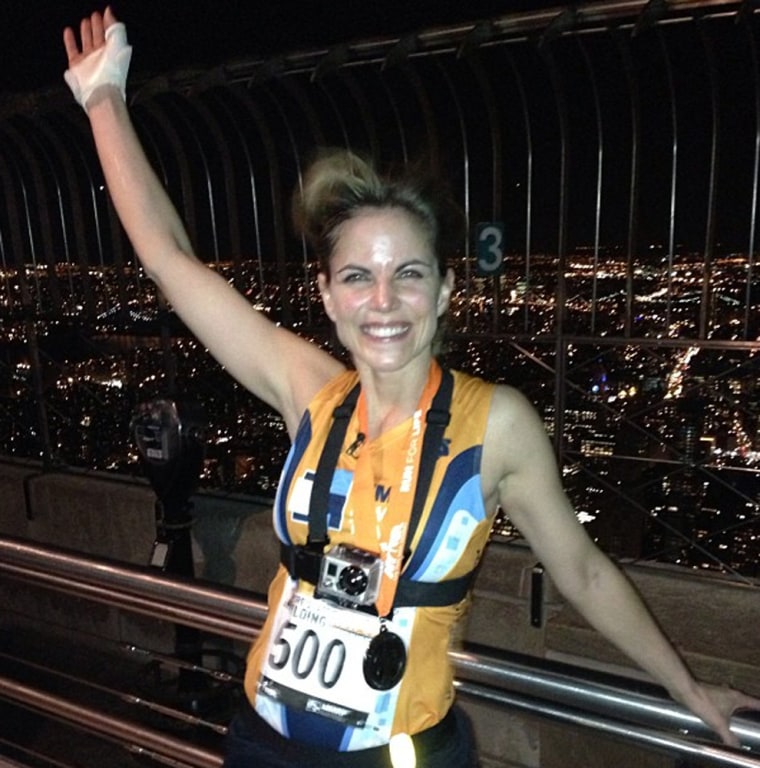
[0,534,759,767]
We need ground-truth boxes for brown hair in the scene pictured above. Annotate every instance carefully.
[293,148,463,278]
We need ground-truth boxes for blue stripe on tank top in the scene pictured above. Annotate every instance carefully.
[403,445,485,580]
[273,410,313,546]
[290,467,353,532]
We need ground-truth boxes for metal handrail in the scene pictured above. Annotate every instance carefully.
[0,676,223,768]
[0,534,759,766]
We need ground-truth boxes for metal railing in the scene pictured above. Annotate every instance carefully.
[0,676,223,768]
[0,534,758,767]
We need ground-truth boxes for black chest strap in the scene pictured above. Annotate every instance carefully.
[280,368,476,608]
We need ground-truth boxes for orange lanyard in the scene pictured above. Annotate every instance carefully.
[306,361,453,617]
[350,362,443,616]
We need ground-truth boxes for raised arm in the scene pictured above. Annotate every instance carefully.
[62,8,343,433]
[484,385,759,747]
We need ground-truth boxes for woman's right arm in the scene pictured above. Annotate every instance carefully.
[63,9,343,432]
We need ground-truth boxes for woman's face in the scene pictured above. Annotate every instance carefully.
[317,207,453,376]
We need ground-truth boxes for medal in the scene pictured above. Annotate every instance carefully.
[363,623,407,690]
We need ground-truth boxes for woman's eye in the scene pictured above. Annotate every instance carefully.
[398,269,424,279]
[341,272,368,283]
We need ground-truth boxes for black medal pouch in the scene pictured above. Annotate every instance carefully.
[364,620,408,690]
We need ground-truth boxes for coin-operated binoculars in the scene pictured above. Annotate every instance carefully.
[131,398,206,694]
[131,398,205,578]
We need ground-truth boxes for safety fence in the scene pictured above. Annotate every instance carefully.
[0,2,758,581]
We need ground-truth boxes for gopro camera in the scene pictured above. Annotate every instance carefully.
[317,545,382,608]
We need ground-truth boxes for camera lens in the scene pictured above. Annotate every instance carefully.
[338,565,369,596]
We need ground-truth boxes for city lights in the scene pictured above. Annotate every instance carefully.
[0,247,757,575]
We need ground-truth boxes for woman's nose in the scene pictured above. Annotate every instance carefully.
[370,278,398,311]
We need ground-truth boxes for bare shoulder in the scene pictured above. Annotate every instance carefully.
[480,383,556,503]
[480,382,586,562]
[485,383,549,454]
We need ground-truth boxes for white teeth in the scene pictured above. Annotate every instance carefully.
[364,325,407,338]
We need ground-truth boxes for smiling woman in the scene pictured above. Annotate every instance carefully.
[298,149,462,370]
[60,7,760,767]
[317,207,454,388]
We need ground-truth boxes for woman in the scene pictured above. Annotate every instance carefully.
[63,9,758,767]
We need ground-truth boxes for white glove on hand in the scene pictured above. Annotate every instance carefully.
[64,22,132,110]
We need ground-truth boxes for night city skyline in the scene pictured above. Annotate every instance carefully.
[0,242,757,579]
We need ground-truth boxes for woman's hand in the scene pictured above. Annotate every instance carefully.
[679,681,760,748]
[63,7,110,66]
[63,7,132,109]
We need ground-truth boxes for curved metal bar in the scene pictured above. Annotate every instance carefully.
[233,86,295,327]
[698,15,720,340]
[0,141,53,467]
[0,676,223,768]
[577,38,605,336]
[311,71,351,149]
[0,124,46,310]
[537,26,571,460]
[461,37,505,333]
[377,36,419,165]
[430,56,473,327]
[128,97,214,392]
[740,9,760,340]
[187,91,244,264]
[375,69,410,163]
[137,98,201,258]
[336,68,381,160]
[612,28,641,340]
[384,57,440,169]
[35,114,97,318]
[0,230,9,310]
[264,71,330,324]
[59,110,128,318]
[0,144,30,285]
[656,26,680,336]
[108,104,179,330]
[277,73,328,148]
[257,78,317,324]
[501,48,535,335]
[153,93,222,262]
[4,118,65,316]
[203,86,267,297]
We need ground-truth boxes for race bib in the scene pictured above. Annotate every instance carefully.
[258,587,412,734]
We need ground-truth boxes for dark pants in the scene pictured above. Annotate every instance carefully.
[223,703,479,768]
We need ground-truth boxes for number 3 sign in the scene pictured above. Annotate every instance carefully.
[476,222,505,276]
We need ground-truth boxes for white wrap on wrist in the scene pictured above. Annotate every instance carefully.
[64,22,133,110]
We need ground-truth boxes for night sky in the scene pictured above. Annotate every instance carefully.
[2,0,562,95]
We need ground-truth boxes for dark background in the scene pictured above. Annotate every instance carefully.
[2,0,562,94]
